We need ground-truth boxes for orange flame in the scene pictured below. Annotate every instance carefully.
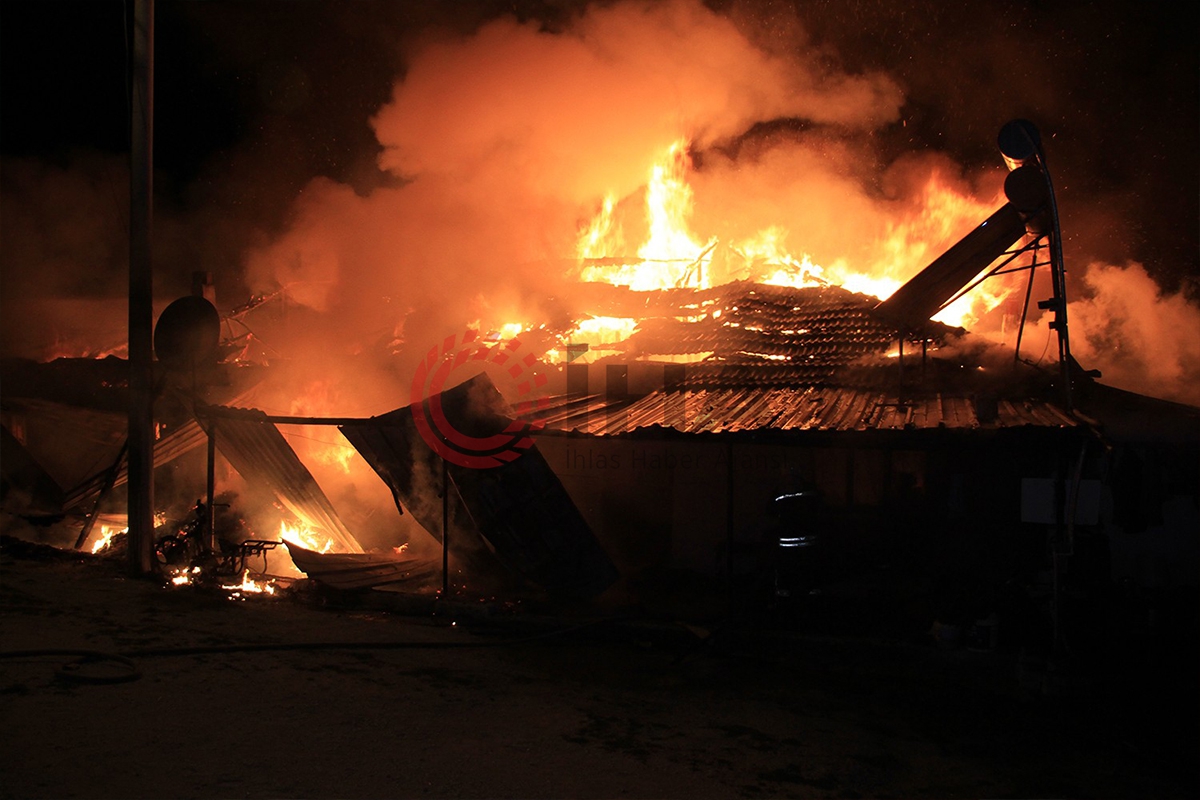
[90,524,127,555]
[282,381,358,475]
[578,144,1019,332]
[279,519,335,554]
[221,570,278,597]
[579,140,716,291]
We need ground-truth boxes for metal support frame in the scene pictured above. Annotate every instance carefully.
[933,224,1070,411]
[999,121,1074,410]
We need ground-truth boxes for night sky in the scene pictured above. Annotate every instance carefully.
[1,0,1196,348]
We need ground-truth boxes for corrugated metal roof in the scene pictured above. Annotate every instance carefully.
[64,419,207,510]
[532,277,1082,435]
[530,386,1080,436]
[284,542,441,590]
[197,407,363,553]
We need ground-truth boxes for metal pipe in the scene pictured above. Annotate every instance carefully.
[1003,120,1072,409]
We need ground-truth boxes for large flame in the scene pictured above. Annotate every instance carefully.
[282,382,358,475]
[89,524,127,554]
[579,140,716,291]
[279,519,336,554]
[574,141,1020,333]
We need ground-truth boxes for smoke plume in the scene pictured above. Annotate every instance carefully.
[240,0,1196,408]
[245,1,901,355]
[1050,262,1200,407]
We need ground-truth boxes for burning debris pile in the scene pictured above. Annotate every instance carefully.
[550,280,957,377]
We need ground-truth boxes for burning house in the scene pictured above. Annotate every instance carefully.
[2,2,1197,642]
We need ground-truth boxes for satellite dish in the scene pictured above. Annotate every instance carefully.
[154,296,220,367]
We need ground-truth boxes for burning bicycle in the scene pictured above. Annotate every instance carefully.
[155,499,281,583]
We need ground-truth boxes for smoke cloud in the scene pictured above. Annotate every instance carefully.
[244,0,906,367]
[1052,262,1200,407]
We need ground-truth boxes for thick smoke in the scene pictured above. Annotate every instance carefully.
[240,0,1197,408]
[1039,262,1200,407]
[244,0,903,374]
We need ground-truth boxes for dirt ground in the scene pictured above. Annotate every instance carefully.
[2,537,1196,800]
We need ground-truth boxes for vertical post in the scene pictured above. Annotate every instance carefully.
[127,0,156,575]
[206,424,217,551]
[1048,224,1072,411]
[726,440,734,605]
[441,457,450,598]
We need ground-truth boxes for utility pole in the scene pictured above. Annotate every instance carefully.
[128,0,156,575]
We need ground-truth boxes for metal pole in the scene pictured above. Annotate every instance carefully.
[1028,133,1072,411]
[127,0,156,575]
[1048,223,1072,411]
[442,457,450,598]
[1014,240,1040,363]
[206,424,217,551]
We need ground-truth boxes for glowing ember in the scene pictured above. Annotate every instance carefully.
[168,566,202,587]
[545,316,639,365]
[221,570,277,597]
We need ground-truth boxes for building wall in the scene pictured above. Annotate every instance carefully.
[535,432,1019,581]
